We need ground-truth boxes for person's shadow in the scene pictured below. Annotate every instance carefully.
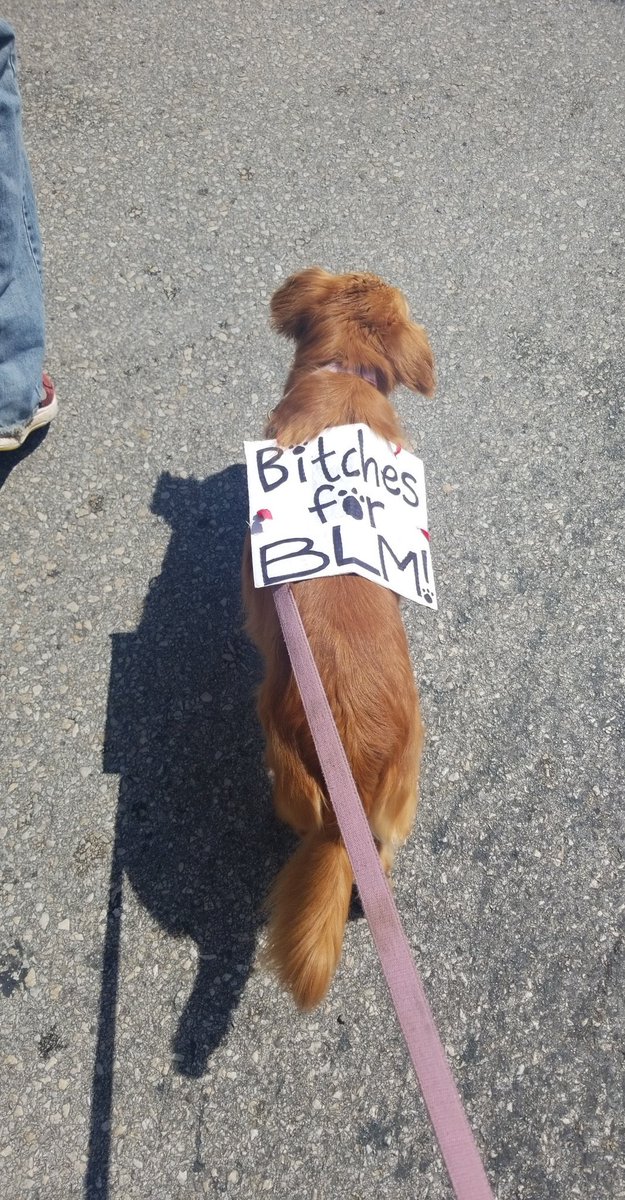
[85,465,293,1198]
[0,427,48,489]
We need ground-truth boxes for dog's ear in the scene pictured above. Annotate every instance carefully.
[386,319,435,397]
[271,267,333,340]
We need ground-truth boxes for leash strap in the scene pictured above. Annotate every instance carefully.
[273,583,494,1200]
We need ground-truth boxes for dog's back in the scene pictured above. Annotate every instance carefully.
[243,268,434,1008]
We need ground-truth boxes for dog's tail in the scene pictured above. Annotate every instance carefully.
[265,829,353,1009]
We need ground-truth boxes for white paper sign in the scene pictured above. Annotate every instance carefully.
[244,423,436,608]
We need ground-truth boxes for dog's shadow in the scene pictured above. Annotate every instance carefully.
[103,465,292,1076]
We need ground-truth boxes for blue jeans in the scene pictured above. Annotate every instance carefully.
[0,21,45,437]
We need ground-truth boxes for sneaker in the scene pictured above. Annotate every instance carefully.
[0,373,58,451]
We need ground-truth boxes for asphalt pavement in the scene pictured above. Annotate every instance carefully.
[1,1,624,1197]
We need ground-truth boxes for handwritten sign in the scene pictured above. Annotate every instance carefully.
[244,423,437,608]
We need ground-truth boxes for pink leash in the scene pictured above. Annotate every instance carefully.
[273,583,494,1200]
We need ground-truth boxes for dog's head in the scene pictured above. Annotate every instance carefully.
[270,267,435,397]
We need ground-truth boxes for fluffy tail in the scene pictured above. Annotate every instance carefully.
[265,830,353,1009]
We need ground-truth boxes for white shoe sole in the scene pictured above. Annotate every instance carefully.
[0,389,58,451]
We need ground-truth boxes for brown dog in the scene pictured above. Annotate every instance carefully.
[242,267,435,1009]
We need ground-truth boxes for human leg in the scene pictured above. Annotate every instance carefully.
[0,21,54,450]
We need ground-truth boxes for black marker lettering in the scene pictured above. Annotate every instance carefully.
[332,525,380,577]
[357,427,380,488]
[260,539,330,585]
[311,435,341,482]
[308,484,338,524]
[378,536,422,597]
[400,470,420,507]
[257,446,288,493]
[341,446,359,477]
[365,496,385,530]
[381,463,400,495]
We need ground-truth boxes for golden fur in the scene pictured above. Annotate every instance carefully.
[242,267,435,1009]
